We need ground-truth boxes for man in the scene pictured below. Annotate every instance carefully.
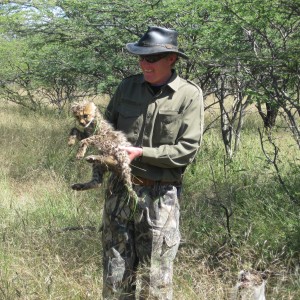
[102,26,204,299]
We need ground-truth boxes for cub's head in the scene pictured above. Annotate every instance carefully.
[71,101,100,128]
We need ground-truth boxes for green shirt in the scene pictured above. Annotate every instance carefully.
[105,71,204,182]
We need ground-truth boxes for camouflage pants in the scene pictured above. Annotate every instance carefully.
[102,181,181,300]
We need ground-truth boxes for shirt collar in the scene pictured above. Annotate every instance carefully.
[166,70,180,92]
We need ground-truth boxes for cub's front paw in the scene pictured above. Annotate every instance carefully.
[68,136,76,146]
[76,152,84,160]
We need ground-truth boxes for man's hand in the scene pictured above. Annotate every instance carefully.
[120,146,143,162]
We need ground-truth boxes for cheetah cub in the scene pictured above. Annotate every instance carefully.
[68,101,137,201]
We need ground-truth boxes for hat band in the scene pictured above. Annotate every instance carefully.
[138,42,178,50]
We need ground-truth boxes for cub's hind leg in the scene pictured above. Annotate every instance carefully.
[71,163,105,191]
[111,149,132,184]
[112,148,138,205]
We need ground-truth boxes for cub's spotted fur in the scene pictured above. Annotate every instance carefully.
[68,101,137,201]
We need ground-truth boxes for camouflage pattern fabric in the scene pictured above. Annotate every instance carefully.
[102,179,181,300]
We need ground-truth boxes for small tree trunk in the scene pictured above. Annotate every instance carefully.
[256,101,279,129]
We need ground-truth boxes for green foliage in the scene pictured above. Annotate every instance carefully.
[1,0,299,132]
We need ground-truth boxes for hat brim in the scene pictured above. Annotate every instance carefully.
[126,43,189,59]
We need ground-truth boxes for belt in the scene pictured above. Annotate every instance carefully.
[132,176,181,187]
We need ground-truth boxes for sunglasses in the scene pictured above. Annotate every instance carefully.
[139,53,169,63]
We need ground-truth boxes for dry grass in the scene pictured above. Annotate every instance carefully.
[0,100,299,299]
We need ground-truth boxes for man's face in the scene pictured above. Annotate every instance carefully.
[139,53,178,85]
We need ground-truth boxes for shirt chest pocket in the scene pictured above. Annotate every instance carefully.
[153,110,182,145]
[117,103,142,141]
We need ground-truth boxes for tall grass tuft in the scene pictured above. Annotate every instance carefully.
[0,101,299,299]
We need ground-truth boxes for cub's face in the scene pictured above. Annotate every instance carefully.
[72,102,97,128]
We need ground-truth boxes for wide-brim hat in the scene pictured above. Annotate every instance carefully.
[126,26,188,59]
